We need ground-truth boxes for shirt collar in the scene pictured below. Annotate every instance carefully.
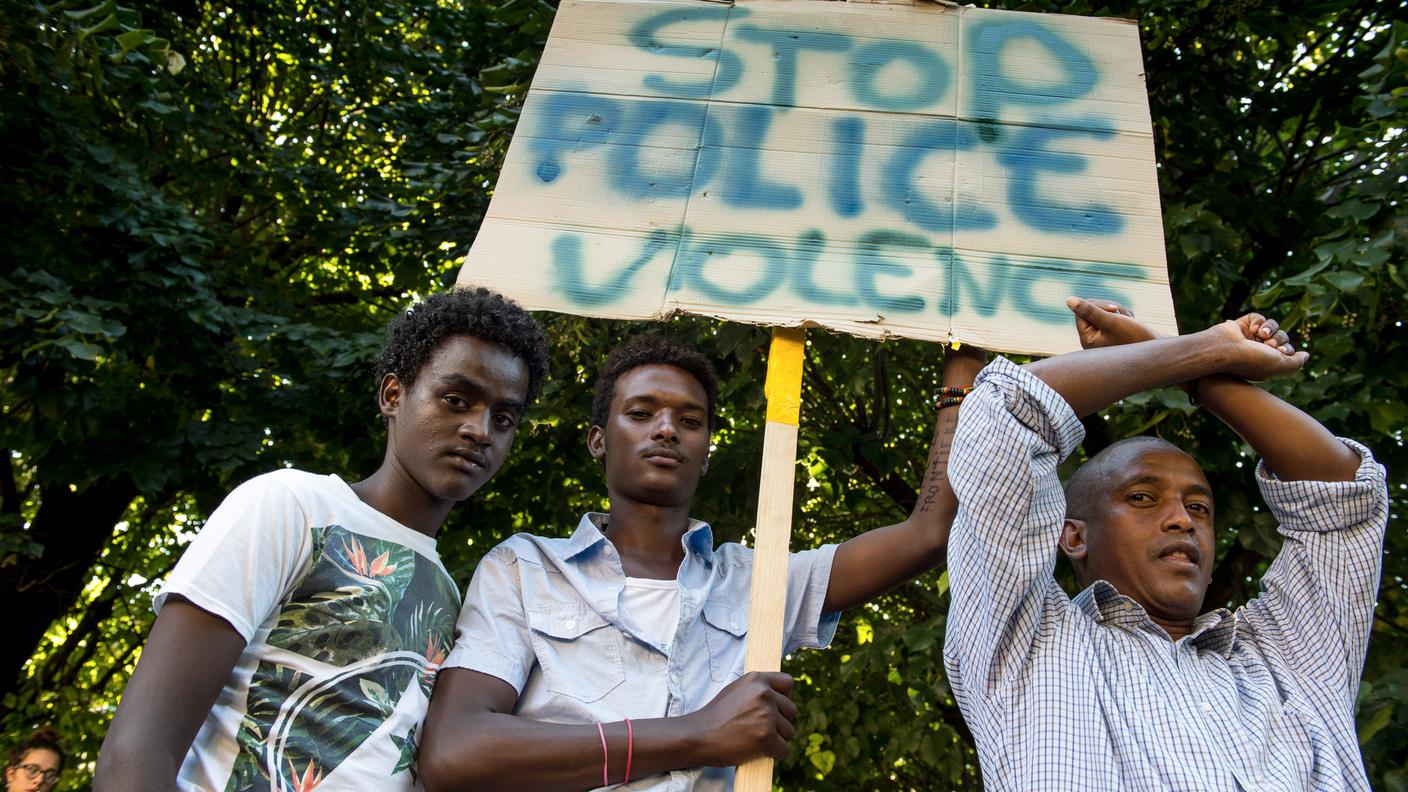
[561,512,715,564]
[1074,580,1237,657]
[560,513,608,559]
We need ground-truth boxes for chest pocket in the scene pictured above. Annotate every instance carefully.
[702,598,748,683]
[526,605,625,703]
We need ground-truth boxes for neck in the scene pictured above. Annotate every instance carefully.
[1152,615,1196,642]
[601,494,692,579]
[350,455,452,538]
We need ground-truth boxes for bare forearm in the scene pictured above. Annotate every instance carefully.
[1197,374,1360,482]
[1026,330,1229,418]
[93,747,184,792]
[95,601,245,792]
[823,350,981,611]
[423,712,704,792]
[912,401,961,552]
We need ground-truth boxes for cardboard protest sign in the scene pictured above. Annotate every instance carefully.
[457,0,1175,354]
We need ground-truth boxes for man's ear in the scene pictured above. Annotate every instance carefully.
[587,425,606,461]
[378,374,402,419]
[1060,518,1088,562]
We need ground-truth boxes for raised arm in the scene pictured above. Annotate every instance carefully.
[1031,297,1308,417]
[1071,298,1387,691]
[421,668,796,792]
[94,600,247,792]
[1067,296,1357,480]
[1199,374,1360,482]
[821,345,985,613]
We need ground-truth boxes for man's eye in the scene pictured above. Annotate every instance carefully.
[1128,492,1152,504]
[683,417,704,428]
[445,396,467,409]
[494,414,517,429]
[1188,501,1211,514]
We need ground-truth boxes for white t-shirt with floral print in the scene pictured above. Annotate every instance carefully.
[156,469,460,792]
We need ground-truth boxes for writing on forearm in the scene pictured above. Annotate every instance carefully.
[919,409,959,513]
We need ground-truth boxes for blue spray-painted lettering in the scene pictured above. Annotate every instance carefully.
[529,94,722,198]
[967,19,1098,122]
[828,117,864,218]
[883,120,996,232]
[552,228,1147,323]
[856,231,928,313]
[790,230,858,306]
[849,41,950,112]
[671,232,789,303]
[997,124,1124,234]
[1007,259,1136,322]
[604,101,720,198]
[936,247,1002,318]
[552,231,674,306]
[734,26,851,106]
[532,11,1130,239]
[699,106,802,209]
[630,7,744,98]
[937,249,1136,322]
[530,93,622,184]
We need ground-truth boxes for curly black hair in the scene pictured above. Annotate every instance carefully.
[8,726,65,772]
[375,287,549,404]
[591,335,718,431]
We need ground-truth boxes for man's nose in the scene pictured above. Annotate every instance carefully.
[460,407,491,444]
[652,413,680,443]
[1162,501,1194,532]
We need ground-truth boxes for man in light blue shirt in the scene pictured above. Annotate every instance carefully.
[422,335,983,791]
[944,300,1388,791]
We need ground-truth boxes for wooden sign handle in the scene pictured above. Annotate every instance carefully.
[735,326,806,792]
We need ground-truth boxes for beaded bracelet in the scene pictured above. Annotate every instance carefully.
[935,385,973,408]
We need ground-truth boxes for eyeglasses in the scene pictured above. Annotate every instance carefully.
[13,763,60,786]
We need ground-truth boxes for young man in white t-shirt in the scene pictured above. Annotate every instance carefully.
[95,287,549,792]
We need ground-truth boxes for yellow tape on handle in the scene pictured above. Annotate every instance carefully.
[764,327,806,425]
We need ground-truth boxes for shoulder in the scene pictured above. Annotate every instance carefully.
[227,468,332,502]
[486,532,573,566]
[712,540,752,568]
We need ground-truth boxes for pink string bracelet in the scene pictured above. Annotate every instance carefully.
[596,721,609,787]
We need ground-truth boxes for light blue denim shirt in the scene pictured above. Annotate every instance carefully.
[443,512,840,791]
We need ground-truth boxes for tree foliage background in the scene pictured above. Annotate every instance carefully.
[0,0,1403,788]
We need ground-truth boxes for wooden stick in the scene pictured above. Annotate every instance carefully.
[735,326,806,792]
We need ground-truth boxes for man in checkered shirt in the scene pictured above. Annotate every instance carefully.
[944,298,1389,791]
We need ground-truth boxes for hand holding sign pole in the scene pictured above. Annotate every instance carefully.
[458,0,1172,786]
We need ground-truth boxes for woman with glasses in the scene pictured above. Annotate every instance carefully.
[5,727,63,792]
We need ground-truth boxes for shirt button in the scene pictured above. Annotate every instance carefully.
[1200,701,1212,714]
[564,619,577,631]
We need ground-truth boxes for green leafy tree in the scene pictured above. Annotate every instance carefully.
[1,0,1402,789]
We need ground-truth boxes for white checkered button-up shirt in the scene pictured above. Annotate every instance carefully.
[943,357,1389,792]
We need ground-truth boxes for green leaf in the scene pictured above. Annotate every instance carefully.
[114,29,154,53]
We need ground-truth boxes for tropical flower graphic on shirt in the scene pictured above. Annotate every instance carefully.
[222,525,458,792]
[285,758,323,792]
[341,536,399,579]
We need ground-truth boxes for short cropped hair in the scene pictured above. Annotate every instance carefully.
[8,726,65,772]
[1064,435,1189,522]
[375,287,550,403]
[591,335,718,431]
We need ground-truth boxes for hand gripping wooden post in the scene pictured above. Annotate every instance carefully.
[734,326,806,792]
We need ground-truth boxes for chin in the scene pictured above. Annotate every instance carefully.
[433,475,489,503]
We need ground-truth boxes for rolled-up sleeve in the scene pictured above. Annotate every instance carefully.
[783,544,840,654]
[943,357,1084,710]
[443,544,536,694]
[1244,440,1389,694]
